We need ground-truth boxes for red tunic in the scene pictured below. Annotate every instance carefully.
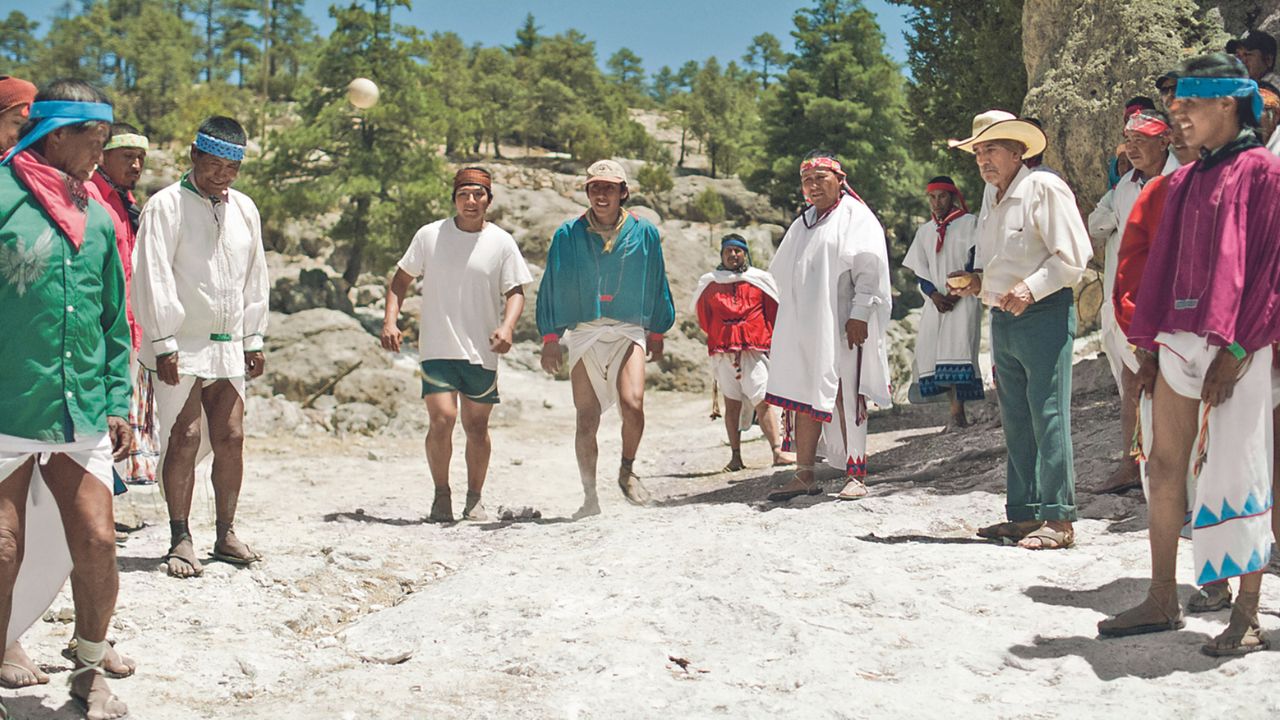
[1113,175,1169,336]
[695,281,777,355]
[88,171,140,350]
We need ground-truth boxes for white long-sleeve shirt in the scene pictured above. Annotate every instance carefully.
[975,165,1092,304]
[131,176,269,378]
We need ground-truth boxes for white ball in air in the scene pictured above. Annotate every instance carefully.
[347,78,380,109]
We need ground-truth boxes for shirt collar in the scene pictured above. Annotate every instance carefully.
[181,170,225,204]
[1197,128,1262,171]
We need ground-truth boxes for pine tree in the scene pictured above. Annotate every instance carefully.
[0,11,40,70]
[743,32,786,91]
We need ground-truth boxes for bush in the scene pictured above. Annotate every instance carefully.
[636,162,674,195]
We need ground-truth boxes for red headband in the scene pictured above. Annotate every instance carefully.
[453,168,491,191]
[1124,112,1170,138]
[926,181,960,195]
[800,156,846,177]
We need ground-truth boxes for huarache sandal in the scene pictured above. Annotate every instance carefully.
[1187,582,1233,613]
[836,477,869,500]
[1098,584,1184,638]
[1202,591,1269,657]
[976,520,1042,541]
[1018,524,1075,550]
[767,466,822,501]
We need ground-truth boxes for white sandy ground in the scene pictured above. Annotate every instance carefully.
[5,361,1280,720]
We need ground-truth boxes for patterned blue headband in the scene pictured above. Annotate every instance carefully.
[1175,77,1263,122]
[1,100,113,166]
[194,132,245,161]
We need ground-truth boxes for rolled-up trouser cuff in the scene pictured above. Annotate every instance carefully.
[1007,503,1077,522]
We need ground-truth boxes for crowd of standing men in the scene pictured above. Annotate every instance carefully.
[2,38,1280,717]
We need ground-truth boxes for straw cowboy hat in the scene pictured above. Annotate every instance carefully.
[948,110,1047,157]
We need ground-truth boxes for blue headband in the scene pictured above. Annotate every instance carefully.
[194,132,245,162]
[0,100,113,166]
[721,237,749,252]
[1175,76,1264,122]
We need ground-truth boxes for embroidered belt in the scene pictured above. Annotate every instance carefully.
[210,333,233,341]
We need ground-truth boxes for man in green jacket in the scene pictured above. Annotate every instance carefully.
[0,80,131,720]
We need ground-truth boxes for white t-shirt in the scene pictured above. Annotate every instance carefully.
[397,218,533,369]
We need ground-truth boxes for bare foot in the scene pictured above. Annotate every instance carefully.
[213,527,262,565]
[1,641,49,688]
[723,454,746,472]
[102,645,136,679]
[572,494,601,520]
[70,667,128,720]
[1096,460,1141,494]
[164,535,203,578]
[771,451,797,467]
[428,489,453,523]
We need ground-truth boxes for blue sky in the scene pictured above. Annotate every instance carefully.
[3,1,913,75]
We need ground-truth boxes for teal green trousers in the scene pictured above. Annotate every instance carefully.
[990,288,1078,522]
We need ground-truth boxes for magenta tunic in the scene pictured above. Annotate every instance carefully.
[1128,146,1280,352]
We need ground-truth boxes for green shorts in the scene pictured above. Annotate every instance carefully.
[420,359,500,404]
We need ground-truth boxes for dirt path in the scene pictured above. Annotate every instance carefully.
[7,367,1279,719]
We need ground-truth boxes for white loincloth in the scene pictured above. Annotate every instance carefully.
[564,319,645,412]
[153,374,246,485]
[710,350,770,408]
[0,432,113,645]
[1137,332,1273,584]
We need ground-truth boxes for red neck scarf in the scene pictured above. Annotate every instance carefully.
[10,150,90,250]
[926,181,969,252]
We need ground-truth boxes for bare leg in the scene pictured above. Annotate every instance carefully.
[424,392,459,522]
[162,381,205,578]
[202,381,257,562]
[755,402,794,465]
[42,454,127,719]
[615,346,652,505]
[459,397,494,520]
[1098,367,1142,493]
[723,397,745,471]
[947,388,968,429]
[0,459,33,691]
[570,360,603,518]
[769,412,823,497]
[1099,373,1198,635]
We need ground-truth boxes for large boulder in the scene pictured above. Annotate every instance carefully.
[263,309,393,403]
[266,252,355,315]
[333,367,420,415]
[486,187,583,263]
[666,175,787,226]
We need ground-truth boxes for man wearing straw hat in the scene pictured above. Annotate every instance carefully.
[948,111,1092,550]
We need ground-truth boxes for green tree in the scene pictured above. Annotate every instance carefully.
[607,47,646,103]
[691,186,726,243]
[687,57,758,178]
[750,0,920,216]
[261,0,316,99]
[743,32,786,91]
[513,12,539,57]
[0,11,39,70]
[650,65,677,103]
[891,0,1026,186]
[247,0,449,283]
[636,160,674,196]
[421,31,479,156]
[471,46,517,157]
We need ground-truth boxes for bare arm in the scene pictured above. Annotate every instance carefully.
[381,269,415,352]
[490,286,525,354]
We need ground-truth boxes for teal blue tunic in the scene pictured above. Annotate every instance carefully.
[536,213,675,338]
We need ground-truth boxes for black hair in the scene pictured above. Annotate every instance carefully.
[1178,53,1259,127]
[451,166,494,201]
[1123,96,1157,110]
[927,175,955,185]
[18,79,111,151]
[197,115,246,146]
[803,148,840,164]
[110,122,140,136]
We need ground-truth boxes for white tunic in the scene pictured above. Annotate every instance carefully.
[767,196,892,414]
[903,214,982,389]
[131,178,270,379]
[1087,153,1179,379]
